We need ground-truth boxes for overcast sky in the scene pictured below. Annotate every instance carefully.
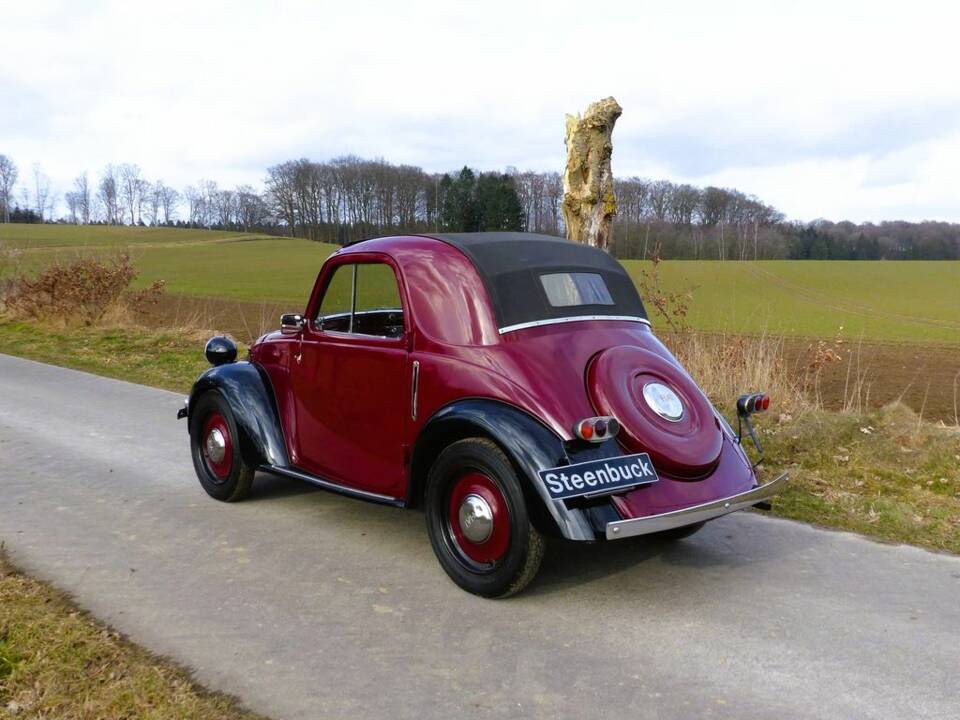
[3,0,959,222]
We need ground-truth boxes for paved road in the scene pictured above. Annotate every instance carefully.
[1,353,958,720]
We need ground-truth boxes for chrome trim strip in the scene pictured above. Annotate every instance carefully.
[605,472,789,540]
[411,360,420,420]
[498,315,651,335]
[348,264,358,333]
[265,465,405,506]
[323,308,403,319]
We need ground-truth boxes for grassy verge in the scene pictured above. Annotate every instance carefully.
[0,550,265,719]
[1,319,957,555]
[0,320,216,394]
[760,405,960,553]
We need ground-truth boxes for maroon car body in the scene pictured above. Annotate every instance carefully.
[181,232,787,596]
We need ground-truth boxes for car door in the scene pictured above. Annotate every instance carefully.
[289,257,410,498]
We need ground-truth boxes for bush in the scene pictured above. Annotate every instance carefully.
[3,253,164,326]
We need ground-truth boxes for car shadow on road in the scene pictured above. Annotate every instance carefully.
[526,516,819,599]
[527,536,709,597]
[238,471,817,600]
[245,471,321,500]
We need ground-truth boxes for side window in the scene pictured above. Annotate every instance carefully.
[318,264,354,318]
[316,262,404,338]
[355,263,402,312]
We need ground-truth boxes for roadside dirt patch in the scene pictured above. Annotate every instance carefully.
[796,339,958,423]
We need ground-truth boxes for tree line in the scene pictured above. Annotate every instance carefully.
[264,157,525,243]
[2,152,959,260]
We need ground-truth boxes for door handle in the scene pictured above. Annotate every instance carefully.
[410,360,420,420]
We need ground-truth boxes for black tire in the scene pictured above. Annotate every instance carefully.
[650,521,705,542]
[425,438,544,598]
[189,391,255,502]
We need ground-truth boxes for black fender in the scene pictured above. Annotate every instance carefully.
[186,361,289,469]
[410,399,599,542]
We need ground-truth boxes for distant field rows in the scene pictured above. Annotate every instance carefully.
[4,225,959,344]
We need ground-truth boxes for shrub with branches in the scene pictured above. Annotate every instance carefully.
[635,241,691,331]
[3,253,163,326]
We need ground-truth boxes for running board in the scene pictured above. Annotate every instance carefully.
[262,465,406,507]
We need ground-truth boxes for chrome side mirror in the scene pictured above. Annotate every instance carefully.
[280,313,304,335]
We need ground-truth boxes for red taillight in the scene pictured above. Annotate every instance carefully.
[736,392,770,416]
[575,416,620,443]
[578,419,595,440]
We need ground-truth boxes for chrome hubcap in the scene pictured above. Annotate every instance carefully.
[458,493,494,544]
[205,428,226,464]
[642,382,684,422]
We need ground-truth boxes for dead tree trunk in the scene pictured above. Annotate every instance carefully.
[562,97,622,250]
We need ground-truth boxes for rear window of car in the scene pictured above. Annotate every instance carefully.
[540,272,614,307]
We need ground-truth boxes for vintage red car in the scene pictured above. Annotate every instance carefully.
[178,232,787,597]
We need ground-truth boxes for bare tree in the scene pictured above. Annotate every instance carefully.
[0,154,17,223]
[184,185,202,226]
[200,180,219,227]
[33,164,53,222]
[64,191,80,223]
[118,164,146,224]
[236,185,268,231]
[73,172,91,224]
[159,185,180,224]
[214,188,237,227]
[147,182,162,225]
[265,161,299,235]
[134,178,150,225]
[98,165,121,224]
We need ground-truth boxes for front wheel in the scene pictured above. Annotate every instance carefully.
[425,438,544,598]
[189,391,255,502]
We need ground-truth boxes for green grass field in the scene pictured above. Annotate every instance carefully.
[5,224,959,344]
[633,259,960,344]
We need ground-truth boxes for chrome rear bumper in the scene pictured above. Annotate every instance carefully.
[605,472,789,540]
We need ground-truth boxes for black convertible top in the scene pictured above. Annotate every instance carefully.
[422,232,648,331]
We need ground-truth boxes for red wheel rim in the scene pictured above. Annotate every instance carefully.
[448,472,510,564]
[202,412,233,480]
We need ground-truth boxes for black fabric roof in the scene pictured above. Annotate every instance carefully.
[422,232,647,330]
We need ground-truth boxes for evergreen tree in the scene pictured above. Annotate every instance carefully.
[441,167,479,232]
[437,174,454,230]
[476,173,524,231]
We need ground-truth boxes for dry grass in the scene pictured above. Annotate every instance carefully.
[664,328,886,419]
[665,331,807,414]
[0,549,265,720]
[663,329,959,553]
[761,403,960,553]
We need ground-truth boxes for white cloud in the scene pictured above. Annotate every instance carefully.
[2,0,959,221]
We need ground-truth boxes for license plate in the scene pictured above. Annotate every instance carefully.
[538,453,658,501]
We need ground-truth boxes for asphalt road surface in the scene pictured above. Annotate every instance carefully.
[1,353,958,720]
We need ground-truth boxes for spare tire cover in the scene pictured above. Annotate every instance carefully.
[586,345,723,478]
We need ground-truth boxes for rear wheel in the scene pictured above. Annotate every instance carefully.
[425,438,544,598]
[190,391,255,502]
